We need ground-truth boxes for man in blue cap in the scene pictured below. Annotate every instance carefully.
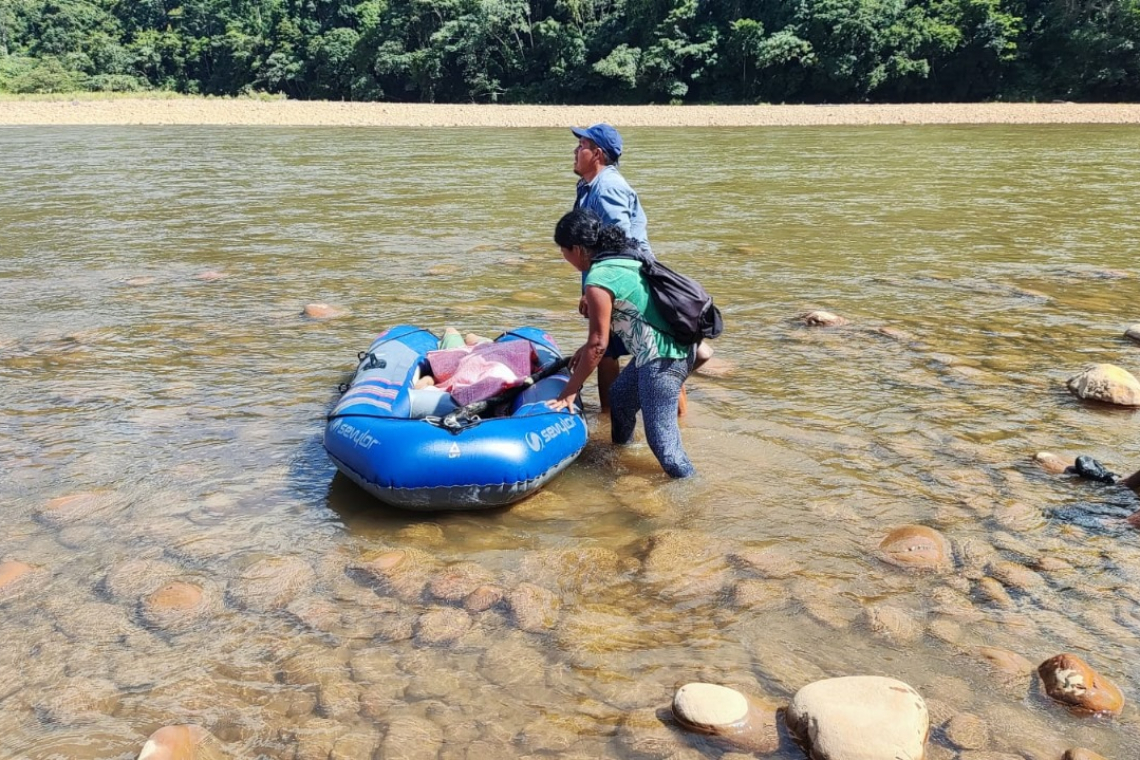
[569,123,654,411]
[571,123,652,258]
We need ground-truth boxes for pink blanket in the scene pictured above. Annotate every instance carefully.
[428,340,534,406]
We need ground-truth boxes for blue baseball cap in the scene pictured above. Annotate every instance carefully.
[571,123,623,163]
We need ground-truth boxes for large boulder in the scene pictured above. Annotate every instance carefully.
[1037,653,1124,716]
[1066,364,1140,407]
[786,676,928,760]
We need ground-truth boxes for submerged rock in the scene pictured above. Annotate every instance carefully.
[1037,653,1124,716]
[137,724,227,760]
[506,582,560,632]
[785,676,928,760]
[943,712,990,750]
[228,556,316,612]
[616,707,687,760]
[302,303,344,319]
[1064,749,1108,760]
[414,607,471,646]
[425,562,496,604]
[1034,452,1070,474]
[352,548,440,602]
[0,560,43,601]
[36,491,120,527]
[974,646,1034,685]
[798,310,849,327]
[1066,363,1140,407]
[1124,324,1140,345]
[877,525,951,573]
[141,580,218,631]
[671,683,780,754]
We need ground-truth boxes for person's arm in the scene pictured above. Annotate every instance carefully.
[549,286,612,411]
[593,185,634,236]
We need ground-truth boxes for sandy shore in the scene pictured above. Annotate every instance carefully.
[3,98,1140,126]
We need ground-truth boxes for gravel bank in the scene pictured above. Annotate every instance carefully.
[3,99,1140,126]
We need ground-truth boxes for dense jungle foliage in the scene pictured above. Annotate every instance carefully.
[0,0,1137,102]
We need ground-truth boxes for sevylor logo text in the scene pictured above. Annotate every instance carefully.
[331,419,380,450]
[527,417,577,451]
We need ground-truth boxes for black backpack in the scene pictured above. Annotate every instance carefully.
[592,248,724,345]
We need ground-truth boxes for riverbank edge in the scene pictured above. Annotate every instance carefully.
[3,98,1140,126]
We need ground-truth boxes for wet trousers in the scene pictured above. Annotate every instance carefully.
[609,351,696,478]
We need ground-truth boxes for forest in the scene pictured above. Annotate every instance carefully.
[1,0,1138,102]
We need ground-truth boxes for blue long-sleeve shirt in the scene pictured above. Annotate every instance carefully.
[574,165,652,258]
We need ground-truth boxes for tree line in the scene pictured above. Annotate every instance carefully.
[1,0,1137,102]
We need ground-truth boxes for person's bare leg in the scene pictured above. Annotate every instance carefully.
[677,385,688,416]
[598,356,620,412]
[1122,468,1140,494]
[694,341,713,372]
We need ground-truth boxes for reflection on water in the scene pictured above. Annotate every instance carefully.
[1,125,1138,759]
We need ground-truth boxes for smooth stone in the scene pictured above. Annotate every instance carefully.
[1066,363,1140,406]
[878,525,951,572]
[786,676,928,760]
[1124,324,1140,344]
[1034,452,1070,474]
[975,646,1034,678]
[0,560,40,600]
[671,683,780,754]
[302,303,344,319]
[799,310,849,327]
[988,560,1046,592]
[1038,653,1124,716]
[1064,749,1108,760]
[141,580,215,630]
[138,724,227,760]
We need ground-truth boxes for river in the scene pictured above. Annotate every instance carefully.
[1,125,1138,759]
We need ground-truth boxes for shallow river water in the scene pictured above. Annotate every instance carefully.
[1,125,1138,760]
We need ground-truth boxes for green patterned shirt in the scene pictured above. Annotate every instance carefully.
[585,259,689,366]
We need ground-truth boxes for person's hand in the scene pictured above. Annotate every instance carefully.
[546,396,578,413]
[578,295,589,318]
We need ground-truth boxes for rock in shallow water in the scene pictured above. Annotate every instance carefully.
[1066,363,1140,407]
[137,724,227,760]
[878,525,951,573]
[785,676,928,760]
[1037,653,1124,716]
[671,683,780,754]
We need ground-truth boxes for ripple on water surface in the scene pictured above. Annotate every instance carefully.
[1,125,1138,758]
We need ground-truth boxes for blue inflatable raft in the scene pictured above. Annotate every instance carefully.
[324,325,588,511]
